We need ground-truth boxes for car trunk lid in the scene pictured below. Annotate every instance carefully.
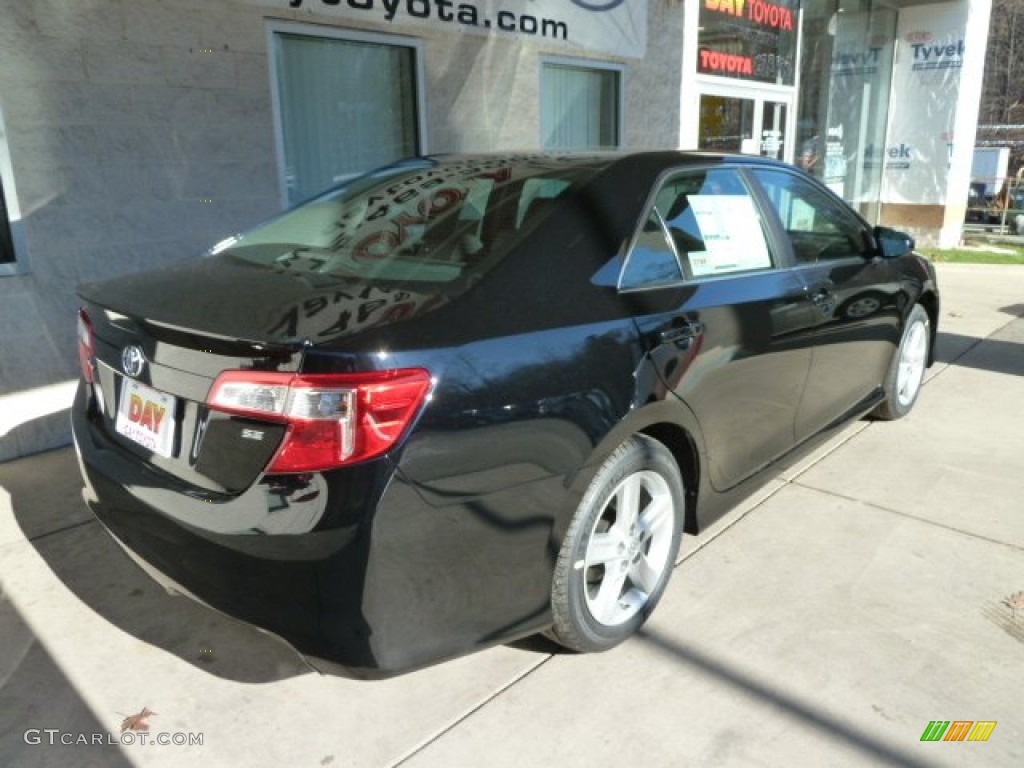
[79,293,305,496]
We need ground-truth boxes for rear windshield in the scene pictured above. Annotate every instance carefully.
[219,156,601,285]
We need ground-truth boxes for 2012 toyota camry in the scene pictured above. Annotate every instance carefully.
[73,152,938,677]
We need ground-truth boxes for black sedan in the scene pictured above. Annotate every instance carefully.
[73,152,938,677]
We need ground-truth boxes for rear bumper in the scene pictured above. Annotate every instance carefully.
[72,382,561,677]
[73,381,396,677]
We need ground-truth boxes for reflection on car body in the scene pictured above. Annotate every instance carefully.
[72,151,939,677]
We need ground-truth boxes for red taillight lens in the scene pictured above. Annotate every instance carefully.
[77,308,95,384]
[206,368,432,473]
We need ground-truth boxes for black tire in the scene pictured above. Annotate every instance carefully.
[873,303,930,420]
[549,434,685,653]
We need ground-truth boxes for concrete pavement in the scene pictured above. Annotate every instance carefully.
[1,263,1023,767]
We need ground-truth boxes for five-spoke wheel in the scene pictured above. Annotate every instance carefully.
[550,435,684,652]
[873,303,930,420]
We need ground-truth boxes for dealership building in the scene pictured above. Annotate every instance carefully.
[0,0,993,459]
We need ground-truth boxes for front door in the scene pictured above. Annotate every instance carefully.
[746,166,903,441]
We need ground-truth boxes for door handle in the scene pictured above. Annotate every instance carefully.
[807,281,836,306]
[658,320,705,344]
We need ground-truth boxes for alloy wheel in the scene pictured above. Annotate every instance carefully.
[582,470,675,627]
[896,317,929,407]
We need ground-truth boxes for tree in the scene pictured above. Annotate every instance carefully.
[979,0,1024,170]
[981,0,1024,124]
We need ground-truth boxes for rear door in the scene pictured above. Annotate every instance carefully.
[625,166,819,491]
[745,168,903,440]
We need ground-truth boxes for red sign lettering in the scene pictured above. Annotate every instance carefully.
[705,0,793,31]
[128,394,166,434]
[699,50,754,76]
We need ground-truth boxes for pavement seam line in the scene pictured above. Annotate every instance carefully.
[679,310,1016,562]
[387,654,554,767]
[22,517,97,544]
[375,311,1019,765]
[779,315,1024,553]
[374,313,1018,765]
[677,420,872,566]
[791,479,1024,553]
[676,481,789,564]
[393,404,908,765]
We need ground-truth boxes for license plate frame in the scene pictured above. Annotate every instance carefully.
[115,378,178,458]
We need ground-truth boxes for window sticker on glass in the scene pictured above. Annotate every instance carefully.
[789,197,818,231]
[687,195,772,276]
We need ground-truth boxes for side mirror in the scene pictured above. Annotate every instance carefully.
[873,226,915,259]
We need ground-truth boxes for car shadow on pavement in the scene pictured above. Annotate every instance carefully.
[637,628,934,768]
[0,405,72,463]
[999,303,1024,318]
[0,447,313,685]
[505,633,567,655]
[0,593,136,767]
[933,330,1023,377]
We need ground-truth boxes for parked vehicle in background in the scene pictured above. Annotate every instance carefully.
[965,182,988,224]
[73,151,939,677]
[965,171,1024,235]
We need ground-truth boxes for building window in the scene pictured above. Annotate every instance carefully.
[0,106,22,273]
[0,185,15,267]
[541,61,621,150]
[270,26,423,208]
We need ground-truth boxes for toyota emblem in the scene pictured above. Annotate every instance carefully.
[121,345,146,378]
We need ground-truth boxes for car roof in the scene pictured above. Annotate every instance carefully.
[418,150,789,173]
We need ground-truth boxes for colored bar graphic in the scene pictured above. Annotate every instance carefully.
[921,721,949,741]
[944,721,973,741]
[920,720,997,742]
[967,722,997,742]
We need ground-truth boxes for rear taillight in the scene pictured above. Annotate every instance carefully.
[206,368,432,473]
[77,308,95,384]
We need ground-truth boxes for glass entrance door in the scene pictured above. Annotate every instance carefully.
[698,90,793,163]
[759,101,788,161]
[698,94,755,154]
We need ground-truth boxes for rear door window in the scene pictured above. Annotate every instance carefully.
[620,167,774,289]
[619,210,684,289]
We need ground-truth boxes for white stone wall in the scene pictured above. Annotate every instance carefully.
[0,0,280,459]
[0,0,684,460]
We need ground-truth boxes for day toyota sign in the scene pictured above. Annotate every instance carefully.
[269,0,647,58]
[698,0,798,84]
